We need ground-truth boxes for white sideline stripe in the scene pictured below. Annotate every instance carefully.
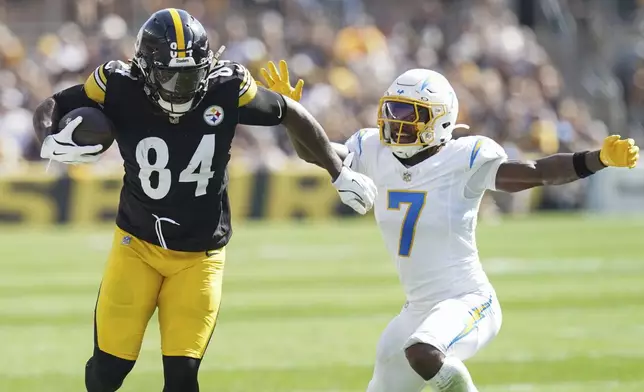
[484,258,644,275]
[481,380,644,392]
[284,383,644,392]
[4,348,644,376]
[469,349,644,364]
[1,257,643,287]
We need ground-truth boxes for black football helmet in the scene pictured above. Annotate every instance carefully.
[132,8,214,116]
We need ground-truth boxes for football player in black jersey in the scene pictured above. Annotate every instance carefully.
[33,8,377,392]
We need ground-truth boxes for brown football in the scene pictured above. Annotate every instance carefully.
[59,107,115,154]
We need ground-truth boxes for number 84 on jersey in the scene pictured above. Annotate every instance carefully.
[136,135,216,200]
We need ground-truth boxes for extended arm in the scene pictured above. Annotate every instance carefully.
[280,96,343,178]
[238,86,343,178]
[495,137,638,193]
[496,150,605,193]
[287,128,350,167]
[238,79,377,214]
[251,60,354,167]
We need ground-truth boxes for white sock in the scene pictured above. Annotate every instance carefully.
[426,356,478,392]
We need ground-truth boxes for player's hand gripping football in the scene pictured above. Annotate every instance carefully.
[599,135,639,168]
[40,116,103,164]
[257,60,304,102]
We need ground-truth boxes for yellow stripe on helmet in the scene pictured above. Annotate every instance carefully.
[168,8,186,57]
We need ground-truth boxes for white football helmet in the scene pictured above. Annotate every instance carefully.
[378,68,469,159]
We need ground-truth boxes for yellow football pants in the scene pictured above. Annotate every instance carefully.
[95,227,225,360]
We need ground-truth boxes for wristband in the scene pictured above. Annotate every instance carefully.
[573,151,594,178]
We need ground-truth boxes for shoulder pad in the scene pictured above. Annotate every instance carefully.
[454,136,507,170]
[344,128,380,175]
[106,60,134,79]
[83,60,133,105]
[345,128,379,157]
[206,60,258,107]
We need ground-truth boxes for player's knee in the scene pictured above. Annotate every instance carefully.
[85,349,135,392]
[405,343,445,381]
[162,356,201,392]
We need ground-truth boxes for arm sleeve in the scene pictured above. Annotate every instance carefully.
[52,84,100,114]
[36,63,116,142]
[238,86,286,126]
[464,137,508,198]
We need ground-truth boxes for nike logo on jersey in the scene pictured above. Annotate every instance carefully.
[276,100,283,119]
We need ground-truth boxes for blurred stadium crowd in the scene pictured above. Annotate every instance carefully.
[0,0,642,209]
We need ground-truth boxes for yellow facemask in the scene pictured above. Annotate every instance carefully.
[377,95,448,147]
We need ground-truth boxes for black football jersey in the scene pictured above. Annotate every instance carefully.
[74,59,266,251]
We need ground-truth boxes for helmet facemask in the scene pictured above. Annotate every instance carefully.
[135,53,213,116]
[378,95,448,158]
[132,8,217,119]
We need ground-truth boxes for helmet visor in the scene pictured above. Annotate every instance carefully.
[151,65,209,104]
[381,100,431,144]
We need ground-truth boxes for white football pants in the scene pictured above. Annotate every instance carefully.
[366,290,502,392]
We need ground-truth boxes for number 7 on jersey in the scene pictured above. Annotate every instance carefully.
[387,191,427,257]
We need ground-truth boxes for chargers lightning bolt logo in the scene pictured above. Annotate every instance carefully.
[469,139,483,168]
[420,77,434,93]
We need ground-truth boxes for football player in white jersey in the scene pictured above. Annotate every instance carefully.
[259,61,639,392]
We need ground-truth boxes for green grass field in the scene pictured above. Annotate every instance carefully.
[1,215,643,391]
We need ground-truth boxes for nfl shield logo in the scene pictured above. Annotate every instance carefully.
[121,235,131,245]
[203,105,225,126]
[402,172,412,182]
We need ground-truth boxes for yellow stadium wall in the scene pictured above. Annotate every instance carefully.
[0,164,363,226]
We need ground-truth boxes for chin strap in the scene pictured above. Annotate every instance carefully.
[389,121,472,158]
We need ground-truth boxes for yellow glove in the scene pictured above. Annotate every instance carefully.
[257,60,304,102]
[599,135,639,169]
[599,135,640,169]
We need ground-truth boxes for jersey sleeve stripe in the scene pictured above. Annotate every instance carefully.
[238,68,251,96]
[98,64,108,84]
[238,69,258,107]
[94,65,107,91]
[84,64,108,104]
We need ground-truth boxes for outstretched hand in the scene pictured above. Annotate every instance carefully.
[257,60,304,102]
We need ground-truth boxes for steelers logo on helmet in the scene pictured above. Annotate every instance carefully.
[203,105,225,126]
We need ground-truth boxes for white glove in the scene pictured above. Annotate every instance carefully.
[332,153,377,215]
[40,116,103,164]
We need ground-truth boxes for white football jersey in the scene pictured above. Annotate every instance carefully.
[345,128,508,303]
